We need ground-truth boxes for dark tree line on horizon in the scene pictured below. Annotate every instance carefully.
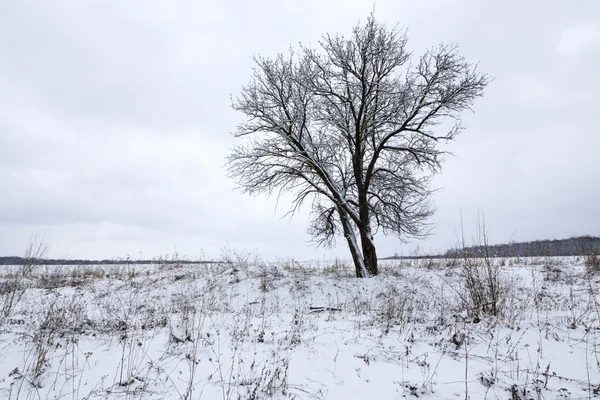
[0,257,213,266]
[3,236,598,266]
[442,235,600,259]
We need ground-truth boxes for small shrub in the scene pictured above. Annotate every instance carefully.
[377,284,414,333]
[585,249,600,274]
[541,263,562,283]
[456,214,508,320]
[1,235,50,321]
[460,259,506,319]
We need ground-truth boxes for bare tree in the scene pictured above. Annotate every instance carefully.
[227,15,489,277]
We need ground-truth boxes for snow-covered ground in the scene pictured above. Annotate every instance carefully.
[1,255,599,399]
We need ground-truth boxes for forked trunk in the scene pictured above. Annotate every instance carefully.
[360,228,378,276]
[357,192,378,276]
[338,209,369,278]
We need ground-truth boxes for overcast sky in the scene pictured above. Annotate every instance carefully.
[1,0,599,261]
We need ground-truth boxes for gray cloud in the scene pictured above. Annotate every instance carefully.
[1,0,598,259]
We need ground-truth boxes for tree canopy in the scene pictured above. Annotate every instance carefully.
[228,15,490,277]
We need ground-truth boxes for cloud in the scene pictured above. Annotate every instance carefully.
[556,22,600,56]
[0,0,599,260]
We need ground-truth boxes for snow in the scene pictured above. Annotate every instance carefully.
[1,256,599,399]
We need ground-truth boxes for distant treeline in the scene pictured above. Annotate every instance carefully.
[3,235,599,265]
[444,235,600,258]
[0,257,216,266]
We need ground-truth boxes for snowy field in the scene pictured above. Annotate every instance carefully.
[1,255,600,399]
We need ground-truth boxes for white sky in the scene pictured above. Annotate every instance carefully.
[1,0,599,260]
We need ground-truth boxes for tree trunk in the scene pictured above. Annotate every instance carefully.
[359,228,378,276]
[357,192,378,276]
[338,208,369,278]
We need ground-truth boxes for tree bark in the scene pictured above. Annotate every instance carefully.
[357,192,378,276]
[338,208,369,278]
[360,228,378,276]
